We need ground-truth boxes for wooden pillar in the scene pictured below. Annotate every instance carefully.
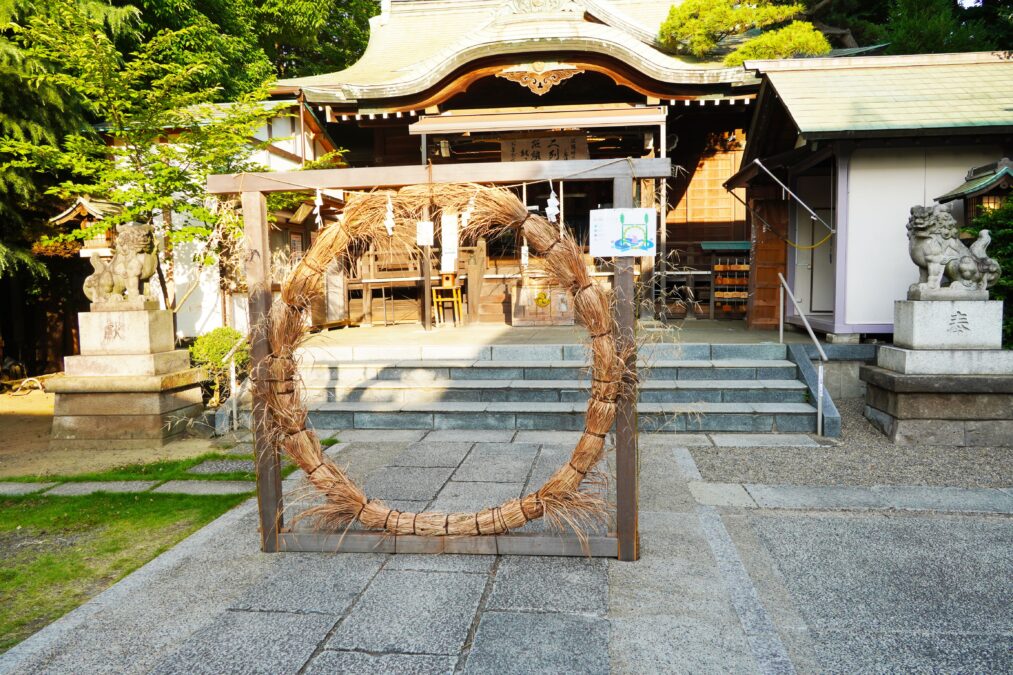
[362,251,373,326]
[613,176,639,562]
[638,179,655,320]
[467,238,486,323]
[241,190,284,553]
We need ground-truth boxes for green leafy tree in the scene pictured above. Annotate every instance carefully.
[115,0,273,100]
[725,20,833,65]
[258,0,378,78]
[970,198,1013,347]
[0,0,280,305]
[0,0,141,279]
[659,0,831,65]
[885,0,997,54]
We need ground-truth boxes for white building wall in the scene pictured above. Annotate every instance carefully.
[173,239,224,339]
[843,146,1000,328]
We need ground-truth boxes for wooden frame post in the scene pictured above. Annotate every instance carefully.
[242,191,284,553]
[213,160,665,558]
[613,177,640,562]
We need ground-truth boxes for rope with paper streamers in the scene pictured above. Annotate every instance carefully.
[259,182,633,538]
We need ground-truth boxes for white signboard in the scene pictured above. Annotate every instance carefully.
[589,208,657,258]
[441,211,459,256]
[416,220,434,247]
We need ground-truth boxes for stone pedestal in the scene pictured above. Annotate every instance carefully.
[50,308,204,450]
[893,300,1002,350]
[860,300,1013,446]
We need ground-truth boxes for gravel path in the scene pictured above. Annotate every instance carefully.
[693,398,1013,488]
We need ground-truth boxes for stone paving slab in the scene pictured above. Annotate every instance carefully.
[152,480,255,495]
[639,433,713,447]
[148,609,335,675]
[230,552,385,615]
[610,615,758,674]
[689,481,757,507]
[328,429,427,442]
[186,459,255,474]
[384,553,494,574]
[429,481,524,514]
[872,485,1013,513]
[423,429,514,443]
[487,556,607,615]
[0,482,56,495]
[46,481,157,496]
[711,433,817,447]
[743,483,1013,513]
[746,484,887,510]
[363,466,456,502]
[390,442,473,468]
[512,430,583,444]
[748,512,1013,670]
[452,443,539,483]
[464,611,609,675]
[327,569,485,655]
[305,651,456,675]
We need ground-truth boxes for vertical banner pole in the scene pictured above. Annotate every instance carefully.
[242,190,283,553]
[422,204,432,331]
[612,176,639,562]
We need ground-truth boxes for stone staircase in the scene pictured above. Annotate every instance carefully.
[296,342,822,434]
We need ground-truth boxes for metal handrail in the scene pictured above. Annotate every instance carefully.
[777,273,827,435]
[221,336,247,432]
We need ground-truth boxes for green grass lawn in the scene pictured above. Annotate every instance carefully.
[4,451,299,484]
[0,491,249,653]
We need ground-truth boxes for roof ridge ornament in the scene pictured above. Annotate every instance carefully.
[497,61,585,95]
[508,0,582,13]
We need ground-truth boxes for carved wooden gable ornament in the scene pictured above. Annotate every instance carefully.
[497,62,585,95]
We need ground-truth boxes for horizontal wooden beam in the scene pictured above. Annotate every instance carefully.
[207,158,671,194]
[277,530,619,557]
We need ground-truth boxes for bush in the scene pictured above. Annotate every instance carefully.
[969,197,1013,347]
[189,326,250,406]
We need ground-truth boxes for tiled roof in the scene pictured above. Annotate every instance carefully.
[273,0,752,104]
[747,52,1013,138]
[937,158,1013,203]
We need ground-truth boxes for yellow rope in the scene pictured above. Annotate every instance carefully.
[785,230,834,251]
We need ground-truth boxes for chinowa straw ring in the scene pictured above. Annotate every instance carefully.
[260,182,632,538]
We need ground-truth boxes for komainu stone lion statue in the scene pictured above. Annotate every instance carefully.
[906,204,1001,301]
[83,223,159,304]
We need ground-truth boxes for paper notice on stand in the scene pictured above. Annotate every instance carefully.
[589,208,657,258]
[441,211,459,256]
[441,253,457,273]
[416,220,434,247]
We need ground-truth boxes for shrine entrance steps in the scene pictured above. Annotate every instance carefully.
[297,343,826,434]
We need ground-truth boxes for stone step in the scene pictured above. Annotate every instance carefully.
[303,379,808,404]
[296,342,788,364]
[306,401,818,433]
[297,359,799,384]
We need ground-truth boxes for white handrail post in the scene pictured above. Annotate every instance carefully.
[779,283,784,345]
[229,357,238,432]
[817,360,824,437]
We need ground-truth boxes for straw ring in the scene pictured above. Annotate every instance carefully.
[265,183,622,538]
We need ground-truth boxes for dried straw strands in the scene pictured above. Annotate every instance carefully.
[261,183,630,538]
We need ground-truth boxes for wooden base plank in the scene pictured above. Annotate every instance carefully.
[277,530,618,557]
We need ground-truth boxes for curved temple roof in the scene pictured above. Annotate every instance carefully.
[273,0,753,104]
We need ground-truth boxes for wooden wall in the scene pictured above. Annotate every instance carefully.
[746,187,789,330]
